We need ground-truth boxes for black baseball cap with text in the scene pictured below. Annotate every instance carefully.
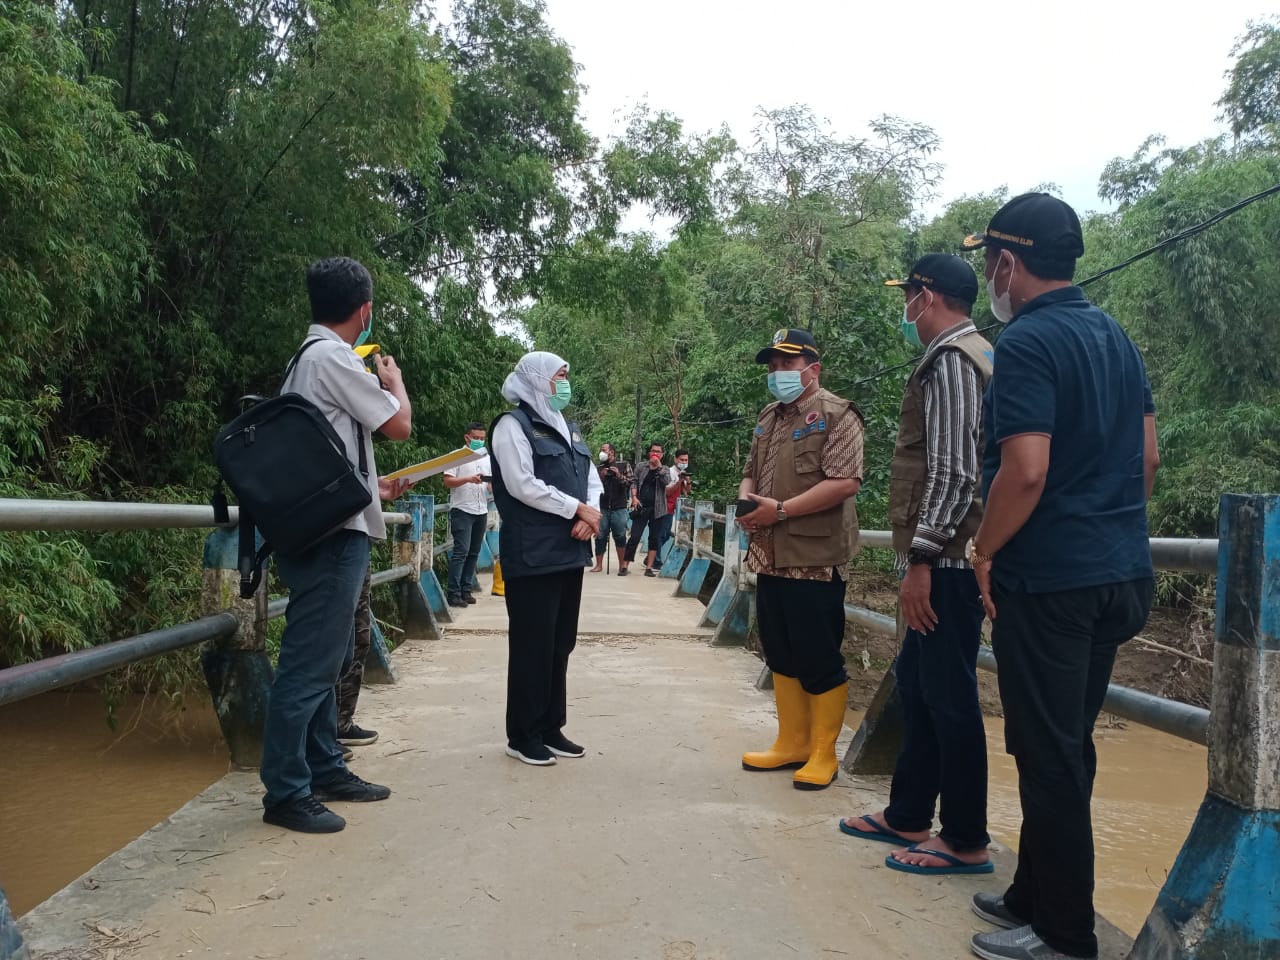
[962,192,1085,259]
[755,328,821,364]
[885,253,978,306]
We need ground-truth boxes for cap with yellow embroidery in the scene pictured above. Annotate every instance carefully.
[885,253,978,305]
[961,192,1084,258]
[755,328,821,364]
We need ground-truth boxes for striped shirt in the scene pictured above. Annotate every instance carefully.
[897,322,985,571]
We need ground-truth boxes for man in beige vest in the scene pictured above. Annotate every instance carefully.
[739,329,863,790]
[839,254,996,874]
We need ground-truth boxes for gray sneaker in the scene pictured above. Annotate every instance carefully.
[972,892,1028,930]
[971,925,1089,960]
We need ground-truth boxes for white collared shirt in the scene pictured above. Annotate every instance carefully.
[281,325,401,539]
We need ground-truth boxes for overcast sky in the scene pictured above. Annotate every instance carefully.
[542,0,1270,222]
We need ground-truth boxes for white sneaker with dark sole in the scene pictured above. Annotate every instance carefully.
[505,745,556,766]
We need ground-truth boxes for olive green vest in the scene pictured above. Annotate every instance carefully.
[748,387,862,570]
[888,330,994,558]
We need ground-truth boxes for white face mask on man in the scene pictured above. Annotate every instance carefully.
[987,250,1015,324]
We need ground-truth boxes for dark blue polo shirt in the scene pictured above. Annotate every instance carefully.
[981,286,1155,593]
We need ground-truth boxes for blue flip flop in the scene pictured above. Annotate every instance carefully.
[837,814,919,845]
[884,843,994,875]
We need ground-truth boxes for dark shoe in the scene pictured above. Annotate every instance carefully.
[505,743,557,766]
[644,568,657,578]
[544,732,585,758]
[337,723,378,746]
[972,893,1028,931]
[617,568,629,577]
[971,925,1088,960]
[463,593,478,605]
[312,770,391,803]
[263,794,345,833]
[447,594,467,608]
[341,746,354,762]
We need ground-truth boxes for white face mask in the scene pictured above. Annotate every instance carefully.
[987,251,1015,324]
[598,450,609,462]
[677,461,688,472]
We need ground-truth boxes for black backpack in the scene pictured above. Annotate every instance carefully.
[213,338,372,597]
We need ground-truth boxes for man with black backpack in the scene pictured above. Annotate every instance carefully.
[260,257,413,834]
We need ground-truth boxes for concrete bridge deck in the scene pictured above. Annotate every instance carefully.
[19,571,1131,959]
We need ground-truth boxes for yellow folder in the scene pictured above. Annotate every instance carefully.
[381,447,483,484]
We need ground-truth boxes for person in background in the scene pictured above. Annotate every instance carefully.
[261,256,412,833]
[489,351,602,766]
[590,442,631,573]
[840,254,994,877]
[738,328,863,791]
[621,443,678,577]
[652,447,691,575]
[443,420,492,608]
[963,194,1159,960]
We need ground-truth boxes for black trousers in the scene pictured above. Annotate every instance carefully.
[885,567,989,851]
[754,573,848,694]
[993,577,1153,958]
[504,568,584,751]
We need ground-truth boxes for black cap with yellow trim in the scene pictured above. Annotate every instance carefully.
[962,192,1084,258]
[885,253,978,306]
[755,328,821,364]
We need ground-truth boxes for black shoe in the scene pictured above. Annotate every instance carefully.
[337,723,378,746]
[312,770,391,803]
[463,593,478,605]
[617,568,629,577]
[505,742,557,766]
[544,732,585,758]
[263,794,345,833]
[972,893,1029,931]
[644,568,657,577]
[341,746,354,762]
[448,594,467,608]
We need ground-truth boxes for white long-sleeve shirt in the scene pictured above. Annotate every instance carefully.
[490,416,603,519]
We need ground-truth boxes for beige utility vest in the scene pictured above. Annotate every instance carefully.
[748,387,862,569]
[888,331,994,558]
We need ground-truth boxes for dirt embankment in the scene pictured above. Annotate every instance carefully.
[839,571,1214,717]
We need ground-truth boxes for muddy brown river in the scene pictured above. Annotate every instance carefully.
[3,693,1204,937]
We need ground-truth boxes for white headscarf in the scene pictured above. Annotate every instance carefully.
[501,350,571,442]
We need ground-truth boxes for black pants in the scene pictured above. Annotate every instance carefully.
[754,573,848,694]
[448,509,488,598]
[624,511,659,562]
[336,566,373,729]
[885,567,989,851]
[504,568,584,751]
[994,577,1153,958]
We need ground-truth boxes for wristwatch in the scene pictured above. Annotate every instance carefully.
[966,537,993,566]
[906,548,933,567]
[776,499,788,522]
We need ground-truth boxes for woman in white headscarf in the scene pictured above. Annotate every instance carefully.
[489,351,603,766]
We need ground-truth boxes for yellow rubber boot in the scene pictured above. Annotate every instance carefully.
[491,559,505,597]
[793,682,849,790]
[742,674,811,771]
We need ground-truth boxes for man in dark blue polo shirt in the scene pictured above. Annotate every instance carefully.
[961,194,1160,960]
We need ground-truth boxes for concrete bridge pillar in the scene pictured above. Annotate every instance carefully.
[1,884,29,960]
[397,494,443,642]
[660,498,692,580]
[1132,493,1280,959]
[675,500,714,598]
[199,526,272,767]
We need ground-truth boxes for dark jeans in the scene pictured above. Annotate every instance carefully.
[262,530,369,807]
[754,573,848,694]
[649,513,674,569]
[504,568,584,750]
[994,577,1154,958]
[448,509,488,598]
[336,566,373,730]
[595,507,629,555]
[885,567,989,851]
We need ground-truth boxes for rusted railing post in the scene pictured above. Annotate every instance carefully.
[397,494,442,642]
[199,527,271,767]
[660,498,692,580]
[1133,493,1280,959]
[675,500,715,598]
[701,505,739,628]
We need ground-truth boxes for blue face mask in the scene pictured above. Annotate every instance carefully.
[549,378,572,411]
[766,364,812,404]
[900,292,925,350]
[354,307,373,348]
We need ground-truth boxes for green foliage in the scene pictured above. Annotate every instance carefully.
[1217,17,1280,144]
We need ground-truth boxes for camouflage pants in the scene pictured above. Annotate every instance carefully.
[336,566,372,730]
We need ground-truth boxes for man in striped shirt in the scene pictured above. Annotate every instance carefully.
[840,253,996,874]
